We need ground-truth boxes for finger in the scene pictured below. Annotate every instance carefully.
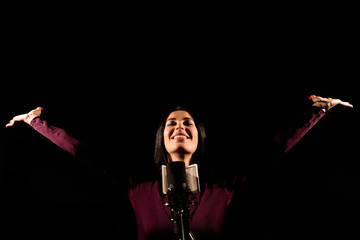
[309,95,328,102]
[309,95,316,101]
[5,120,15,128]
[32,107,43,115]
[340,101,353,108]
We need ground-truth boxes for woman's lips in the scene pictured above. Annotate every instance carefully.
[172,134,190,140]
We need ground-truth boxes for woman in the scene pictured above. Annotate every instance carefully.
[5,95,353,240]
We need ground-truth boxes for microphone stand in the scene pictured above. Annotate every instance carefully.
[166,186,196,240]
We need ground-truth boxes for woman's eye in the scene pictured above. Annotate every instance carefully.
[184,120,194,126]
[166,119,194,126]
[166,121,176,126]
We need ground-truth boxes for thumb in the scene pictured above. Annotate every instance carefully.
[5,120,15,128]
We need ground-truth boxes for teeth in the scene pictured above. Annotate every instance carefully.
[174,135,187,139]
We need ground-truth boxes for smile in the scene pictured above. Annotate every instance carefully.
[172,134,189,139]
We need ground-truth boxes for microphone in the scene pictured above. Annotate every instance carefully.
[162,162,199,240]
[161,163,200,195]
[166,161,187,194]
[164,162,196,240]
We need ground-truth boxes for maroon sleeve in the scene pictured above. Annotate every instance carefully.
[29,117,128,185]
[273,107,325,158]
[30,117,84,158]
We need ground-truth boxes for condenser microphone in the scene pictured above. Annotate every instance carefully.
[161,163,200,195]
[166,161,187,193]
[164,162,197,239]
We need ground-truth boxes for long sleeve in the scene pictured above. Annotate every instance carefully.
[230,106,327,188]
[29,117,132,187]
[272,106,326,161]
[30,117,84,158]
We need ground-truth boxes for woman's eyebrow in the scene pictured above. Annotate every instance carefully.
[166,117,193,121]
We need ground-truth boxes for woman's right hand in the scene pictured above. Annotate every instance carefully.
[6,107,43,128]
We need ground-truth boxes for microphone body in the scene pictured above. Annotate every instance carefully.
[166,161,187,194]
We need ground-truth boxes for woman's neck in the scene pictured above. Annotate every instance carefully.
[168,152,192,167]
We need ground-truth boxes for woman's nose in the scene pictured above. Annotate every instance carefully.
[176,124,184,130]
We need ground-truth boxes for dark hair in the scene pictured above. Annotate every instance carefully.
[154,105,207,168]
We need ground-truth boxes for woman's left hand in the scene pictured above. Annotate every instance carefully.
[310,95,353,112]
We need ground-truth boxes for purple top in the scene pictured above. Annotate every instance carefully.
[30,107,325,240]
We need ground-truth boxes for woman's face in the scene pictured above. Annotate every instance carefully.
[163,110,199,158]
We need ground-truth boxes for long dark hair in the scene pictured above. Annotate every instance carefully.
[154,105,207,168]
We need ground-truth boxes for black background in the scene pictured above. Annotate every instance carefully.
[1,4,359,239]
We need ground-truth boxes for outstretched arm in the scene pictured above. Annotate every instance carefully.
[6,107,84,158]
[272,95,353,160]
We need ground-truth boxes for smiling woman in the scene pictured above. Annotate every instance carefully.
[154,106,207,170]
[164,110,199,165]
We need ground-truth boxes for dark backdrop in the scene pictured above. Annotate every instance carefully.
[1,6,359,239]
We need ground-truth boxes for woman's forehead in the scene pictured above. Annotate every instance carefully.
[166,110,193,120]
